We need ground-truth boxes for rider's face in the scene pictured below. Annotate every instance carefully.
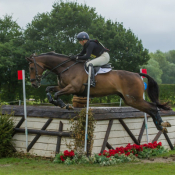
[79,41,84,46]
[79,40,88,46]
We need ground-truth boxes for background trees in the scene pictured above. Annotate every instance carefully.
[142,50,175,84]
[0,15,27,102]
[24,1,149,72]
[0,1,174,103]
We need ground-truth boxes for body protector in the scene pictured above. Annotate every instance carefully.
[77,39,109,60]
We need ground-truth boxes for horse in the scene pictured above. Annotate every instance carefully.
[26,52,171,133]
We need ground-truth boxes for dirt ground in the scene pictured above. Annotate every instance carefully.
[140,155,175,163]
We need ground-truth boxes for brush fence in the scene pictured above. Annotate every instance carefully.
[2,105,175,157]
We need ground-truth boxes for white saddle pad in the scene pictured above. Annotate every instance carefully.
[85,67,112,76]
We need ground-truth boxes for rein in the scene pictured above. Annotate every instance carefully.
[30,56,82,83]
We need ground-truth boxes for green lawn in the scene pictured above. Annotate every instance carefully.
[1,151,175,175]
[172,107,175,111]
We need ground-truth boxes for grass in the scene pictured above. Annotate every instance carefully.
[1,151,175,175]
[172,107,175,111]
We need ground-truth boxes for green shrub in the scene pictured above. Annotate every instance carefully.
[0,107,15,158]
[159,84,175,105]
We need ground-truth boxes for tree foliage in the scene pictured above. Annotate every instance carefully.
[24,1,149,73]
[148,50,175,84]
[0,15,27,102]
[142,58,163,84]
[1,1,150,102]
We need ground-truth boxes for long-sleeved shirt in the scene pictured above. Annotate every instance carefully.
[77,40,108,60]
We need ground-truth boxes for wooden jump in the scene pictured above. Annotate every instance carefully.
[2,105,175,157]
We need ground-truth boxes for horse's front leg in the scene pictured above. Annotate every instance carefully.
[46,92,73,110]
[54,84,77,99]
[46,85,66,108]
[46,86,61,93]
[53,84,78,110]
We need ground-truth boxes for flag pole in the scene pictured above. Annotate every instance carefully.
[84,66,91,153]
[22,70,28,149]
[140,69,149,143]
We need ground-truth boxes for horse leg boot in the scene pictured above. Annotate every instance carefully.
[155,110,171,128]
[150,110,168,133]
[46,92,66,108]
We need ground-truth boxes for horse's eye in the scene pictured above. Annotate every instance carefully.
[30,67,34,71]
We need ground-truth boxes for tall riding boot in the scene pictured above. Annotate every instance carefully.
[83,63,96,87]
[89,64,96,87]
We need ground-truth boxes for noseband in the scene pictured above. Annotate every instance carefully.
[30,57,45,83]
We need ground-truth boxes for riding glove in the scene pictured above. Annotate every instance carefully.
[70,55,78,60]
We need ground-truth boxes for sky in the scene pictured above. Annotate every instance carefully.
[0,0,175,53]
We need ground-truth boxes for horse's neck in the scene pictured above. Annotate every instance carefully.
[36,55,85,75]
[37,55,67,70]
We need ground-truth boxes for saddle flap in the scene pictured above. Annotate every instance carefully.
[84,63,112,75]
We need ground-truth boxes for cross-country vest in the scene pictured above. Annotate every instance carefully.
[85,39,109,58]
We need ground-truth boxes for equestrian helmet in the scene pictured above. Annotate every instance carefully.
[77,32,89,41]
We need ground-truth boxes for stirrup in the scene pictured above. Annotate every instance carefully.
[83,82,96,87]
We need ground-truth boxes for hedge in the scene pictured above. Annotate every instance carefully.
[0,84,175,106]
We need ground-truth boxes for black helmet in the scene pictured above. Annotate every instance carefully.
[77,32,89,41]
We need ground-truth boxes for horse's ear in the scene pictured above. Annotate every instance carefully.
[25,57,33,63]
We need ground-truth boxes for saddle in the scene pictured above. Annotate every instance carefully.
[84,63,112,75]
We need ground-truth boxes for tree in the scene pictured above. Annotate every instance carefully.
[89,20,150,72]
[0,15,26,102]
[24,1,149,74]
[165,50,175,64]
[142,58,162,84]
[149,50,175,84]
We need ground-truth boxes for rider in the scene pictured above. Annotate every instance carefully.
[71,31,110,87]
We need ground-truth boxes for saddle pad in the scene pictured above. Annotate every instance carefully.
[85,67,112,76]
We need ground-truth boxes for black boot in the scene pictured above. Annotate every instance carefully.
[84,64,96,87]
[46,92,66,108]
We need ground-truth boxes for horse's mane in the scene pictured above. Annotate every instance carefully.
[35,52,69,58]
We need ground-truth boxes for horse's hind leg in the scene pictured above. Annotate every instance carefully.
[122,96,168,133]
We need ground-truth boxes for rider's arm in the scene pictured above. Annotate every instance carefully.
[77,47,86,56]
[77,42,96,60]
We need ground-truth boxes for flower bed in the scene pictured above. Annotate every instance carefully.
[99,141,168,159]
[54,142,168,166]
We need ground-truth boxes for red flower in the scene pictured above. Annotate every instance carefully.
[64,150,69,157]
[69,150,75,157]
[98,142,163,158]
[60,155,65,162]
[158,142,162,146]
[125,152,130,156]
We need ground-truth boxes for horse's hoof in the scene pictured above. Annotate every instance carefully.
[62,105,74,110]
[162,127,168,133]
[161,121,171,127]
[67,105,74,110]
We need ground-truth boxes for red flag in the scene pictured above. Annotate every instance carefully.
[18,70,23,80]
[141,69,147,74]
[140,69,147,78]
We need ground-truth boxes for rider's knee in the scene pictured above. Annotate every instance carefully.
[86,62,93,67]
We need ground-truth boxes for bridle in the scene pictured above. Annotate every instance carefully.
[30,56,82,84]
[30,57,45,83]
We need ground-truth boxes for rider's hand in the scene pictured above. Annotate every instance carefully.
[70,55,78,60]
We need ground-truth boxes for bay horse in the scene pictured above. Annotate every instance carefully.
[26,52,171,133]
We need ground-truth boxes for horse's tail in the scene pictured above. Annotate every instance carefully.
[139,73,170,110]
